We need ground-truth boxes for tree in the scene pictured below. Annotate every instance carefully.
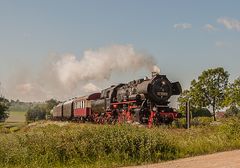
[225,105,240,117]
[25,99,59,122]
[189,67,229,121]
[177,90,191,115]
[178,90,212,117]
[0,97,9,121]
[223,77,240,107]
[45,99,59,114]
[26,105,47,122]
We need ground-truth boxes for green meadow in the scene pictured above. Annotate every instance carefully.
[6,111,26,123]
[0,118,240,168]
[0,111,26,133]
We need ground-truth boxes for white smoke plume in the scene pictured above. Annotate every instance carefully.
[152,65,160,74]
[5,44,160,101]
[83,83,101,93]
[55,45,157,88]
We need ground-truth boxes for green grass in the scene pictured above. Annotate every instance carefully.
[0,111,26,133]
[0,123,180,167]
[6,111,26,123]
[0,118,240,168]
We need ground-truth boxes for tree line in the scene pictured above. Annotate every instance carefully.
[0,98,59,122]
[178,67,240,120]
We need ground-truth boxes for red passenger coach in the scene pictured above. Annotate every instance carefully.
[73,93,101,120]
[52,103,63,119]
[73,97,90,117]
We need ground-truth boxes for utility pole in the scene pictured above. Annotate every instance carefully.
[186,100,191,129]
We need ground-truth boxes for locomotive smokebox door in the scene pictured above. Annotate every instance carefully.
[148,75,172,104]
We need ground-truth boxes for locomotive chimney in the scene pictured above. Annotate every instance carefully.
[152,72,158,77]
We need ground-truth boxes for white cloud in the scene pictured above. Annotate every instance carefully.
[217,17,240,31]
[173,23,192,30]
[203,24,217,31]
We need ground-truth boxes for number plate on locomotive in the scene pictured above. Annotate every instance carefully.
[157,92,168,96]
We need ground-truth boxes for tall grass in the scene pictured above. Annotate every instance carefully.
[0,118,240,168]
[173,118,240,157]
[0,124,180,168]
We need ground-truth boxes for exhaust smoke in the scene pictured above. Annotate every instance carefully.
[5,44,160,101]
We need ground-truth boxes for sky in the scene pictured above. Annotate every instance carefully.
[0,0,240,102]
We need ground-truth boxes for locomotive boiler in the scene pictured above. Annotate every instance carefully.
[52,73,182,126]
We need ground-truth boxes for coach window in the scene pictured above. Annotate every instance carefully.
[87,100,91,108]
[83,101,85,108]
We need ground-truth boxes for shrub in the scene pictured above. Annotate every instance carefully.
[26,105,46,122]
[191,117,212,126]
[225,105,240,117]
[172,118,186,128]
[192,108,212,117]
[0,97,9,122]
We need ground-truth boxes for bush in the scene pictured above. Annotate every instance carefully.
[172,117,212,128]
[0,97,9,122]
[191,117,212,126]
[26,105,46,122]
[172,118,186,128]
[225,105,240,117]
[192,108,212,118]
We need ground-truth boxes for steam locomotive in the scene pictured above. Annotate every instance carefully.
[52,73,182,126]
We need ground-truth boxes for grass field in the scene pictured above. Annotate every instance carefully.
[0,111,27,133]
[0,118,240,168]
[5,111,26,123]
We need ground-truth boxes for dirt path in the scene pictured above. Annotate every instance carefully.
[125,150,240,168]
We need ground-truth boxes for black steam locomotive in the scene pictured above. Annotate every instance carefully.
[52,73,182,126]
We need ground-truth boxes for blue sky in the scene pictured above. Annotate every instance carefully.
[0,0,240,101]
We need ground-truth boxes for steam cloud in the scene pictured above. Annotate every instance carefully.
[55,45,159,88]
[5,44,160,101]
